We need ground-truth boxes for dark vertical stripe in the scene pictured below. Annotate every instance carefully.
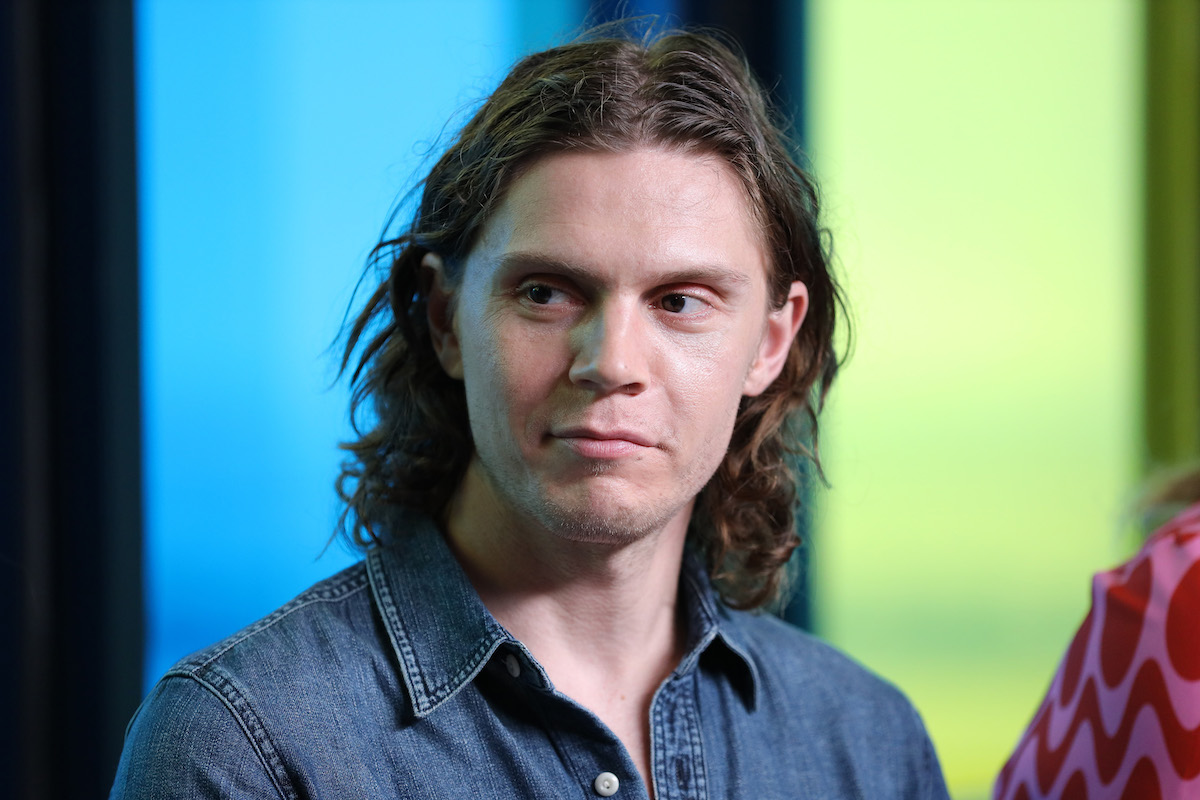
[3,1,143,797]
[1143,2,1200,473]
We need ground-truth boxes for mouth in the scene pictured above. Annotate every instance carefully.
[550,426,655,458]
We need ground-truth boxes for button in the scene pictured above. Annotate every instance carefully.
[593,772,619,796]
[504,654,521,678]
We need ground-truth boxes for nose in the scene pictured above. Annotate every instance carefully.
[567,302,648,394]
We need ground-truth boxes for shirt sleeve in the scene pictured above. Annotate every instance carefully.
[911,701,952,800]
[109,675,288,800]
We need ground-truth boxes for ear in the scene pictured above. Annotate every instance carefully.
[423,252,464,380]
[743,281,808,397]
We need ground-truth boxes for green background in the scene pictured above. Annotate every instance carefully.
[807,2,1142,796]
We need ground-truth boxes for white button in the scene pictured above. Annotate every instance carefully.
[593,772,619,796]
[504,654,521,678]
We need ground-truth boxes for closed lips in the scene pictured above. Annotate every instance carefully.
[552,428,655,447]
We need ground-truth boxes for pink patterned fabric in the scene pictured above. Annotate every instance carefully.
[995,503,1200,800]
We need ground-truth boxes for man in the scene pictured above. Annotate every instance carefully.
[112,29,950,799]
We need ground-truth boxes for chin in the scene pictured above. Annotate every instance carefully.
[476,456,695,545]
[537,513,657,547]
[530,487,686,547]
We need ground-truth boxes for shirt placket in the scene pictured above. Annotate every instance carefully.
[516,655,647,800]
[650,670,708,800]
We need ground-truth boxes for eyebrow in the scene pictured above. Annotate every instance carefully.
[497,251,754,290]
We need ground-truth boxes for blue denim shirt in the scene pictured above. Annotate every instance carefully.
[111,516,949,799]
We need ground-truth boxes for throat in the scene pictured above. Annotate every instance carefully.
[464,546,687,799]
[541,622,684,800]
[441,459,692,797]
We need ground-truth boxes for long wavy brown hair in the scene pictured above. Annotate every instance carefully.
[337,27,845,609]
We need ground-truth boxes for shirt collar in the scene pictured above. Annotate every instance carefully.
[366,514,513,718]
[367,513,761,718]
[677,551,762,711]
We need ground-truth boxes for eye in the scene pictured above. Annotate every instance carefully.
[516,281,576,309]
[522,283,567,305]
[527,284,554,304]
[659,293,704,314]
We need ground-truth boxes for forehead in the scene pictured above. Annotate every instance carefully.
[467,148,768,285]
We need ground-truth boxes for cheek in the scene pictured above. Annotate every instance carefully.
[457,313,513,438]
[461,317,565,433]
[677,324,761,385]
[665,330,758,430]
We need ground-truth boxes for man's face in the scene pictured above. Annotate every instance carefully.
[430,147,806,544]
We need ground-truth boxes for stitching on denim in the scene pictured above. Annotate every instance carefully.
[651,682,668,798]
[366,549,425,710]
[650,673,707,800]
[188,566,369,671]
[677,567,721,674]
[681,566,720,631]
[369,548,509,716]
[420,634,505,707]
[683,671,708,800]
[161,672,294,800]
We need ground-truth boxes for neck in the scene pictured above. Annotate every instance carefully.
[443,460,689,672]
[443,461,692,795]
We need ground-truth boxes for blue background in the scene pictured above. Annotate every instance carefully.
[136,0,589,686]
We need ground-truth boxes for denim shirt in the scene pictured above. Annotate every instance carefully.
[111,516,949,799]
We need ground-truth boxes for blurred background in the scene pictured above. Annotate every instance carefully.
[3,1,1196,798]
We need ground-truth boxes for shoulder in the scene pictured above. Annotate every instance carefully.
[111,673,289,799]
[727,608,918,719]
[716,608,948,797]
[112,561,380,799]
[158,560,390,752]
[172,560,374,687]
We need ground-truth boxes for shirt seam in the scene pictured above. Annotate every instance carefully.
[368,547,511,716]
[188,570,369,671]
[159,671,294,800]
[684,670,709,799]
[366,548,426,712]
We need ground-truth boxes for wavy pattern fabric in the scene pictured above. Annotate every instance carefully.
[995,503,1200,800]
